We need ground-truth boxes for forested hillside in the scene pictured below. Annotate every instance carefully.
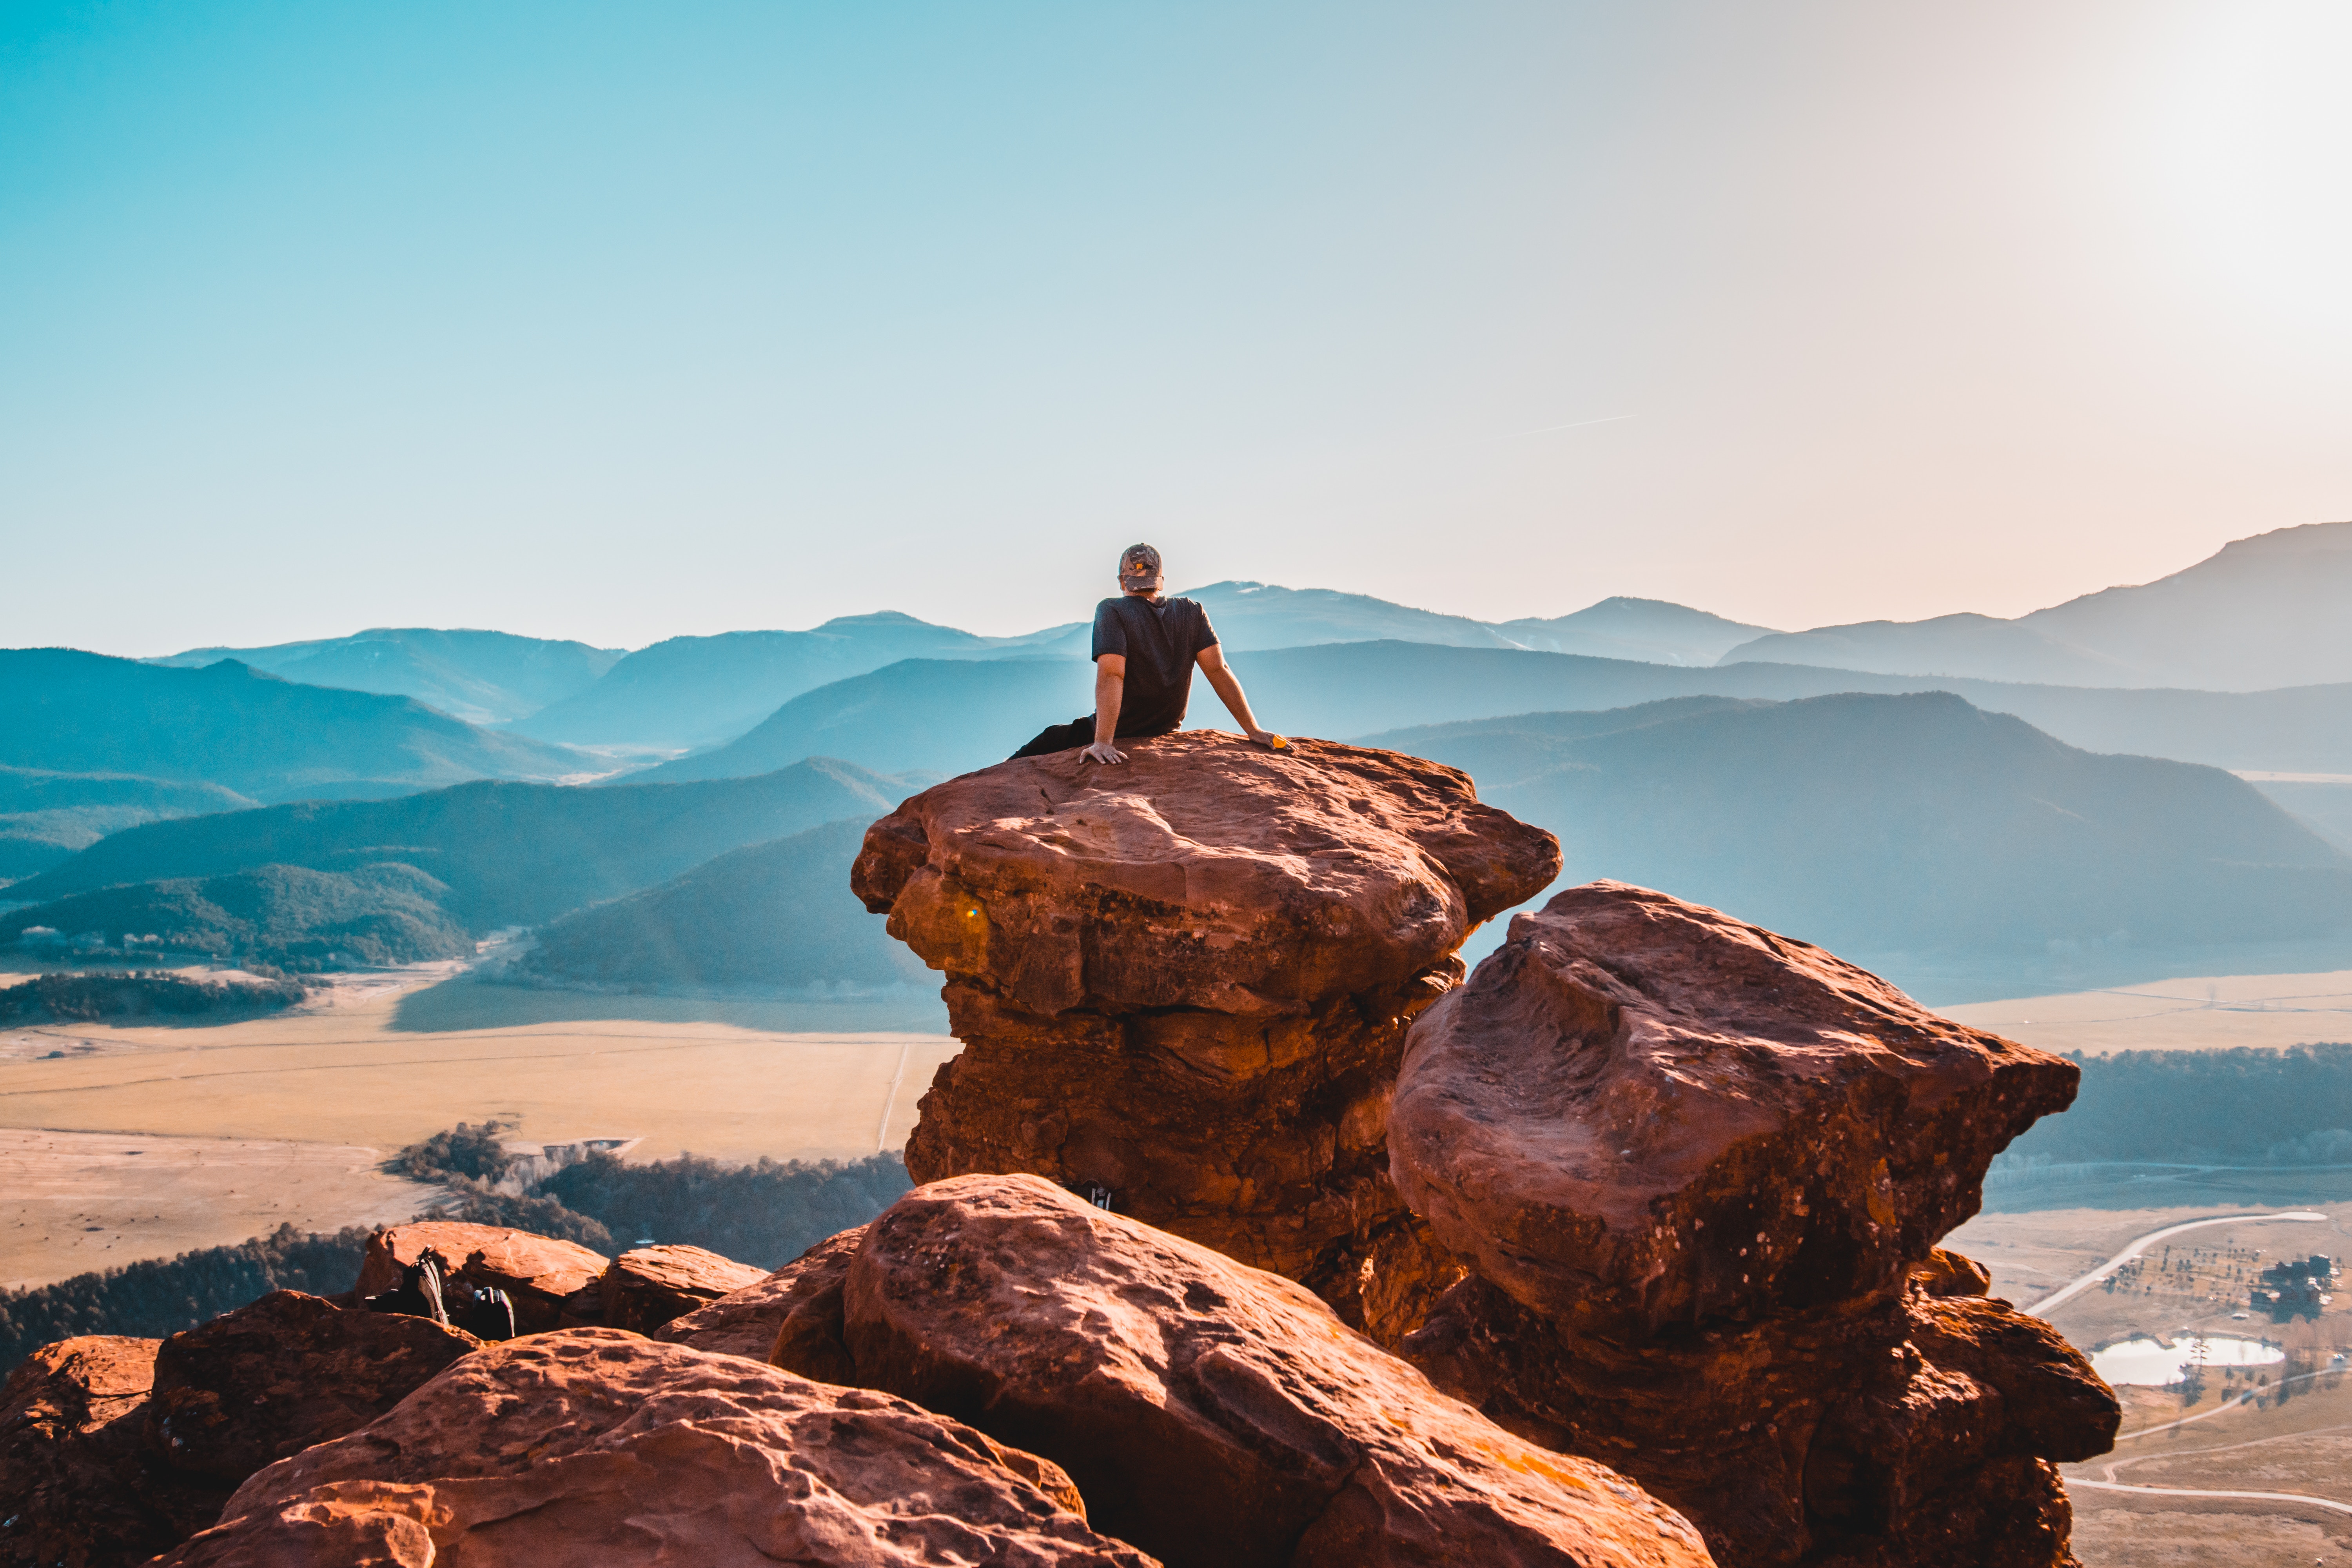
[514,818,925,993]
[0,863,473,970]
[11,760,914,932]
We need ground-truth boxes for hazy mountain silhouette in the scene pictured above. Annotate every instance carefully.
[513,818,926,993]
[1367,691,2352,960]
[630,659,1087,783]
[0,862,472,970]
[501,589,1768,751]
[1721,521,2352,690]
[619,641,2352,784]
[153,629,626,725]
[13,759,916,932]
[509,613,1080,751]
[0,650,593,800]
[1493,597,1777,664]
[0,767,259,882]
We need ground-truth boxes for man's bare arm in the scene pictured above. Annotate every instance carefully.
[1083,655,1127,764]
[1197,645,1278,747]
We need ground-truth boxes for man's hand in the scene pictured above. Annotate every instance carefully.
[1082,740,1127,765]
[1245,728,1286,751]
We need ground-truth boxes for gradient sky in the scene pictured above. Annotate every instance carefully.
[5,0,2348,656]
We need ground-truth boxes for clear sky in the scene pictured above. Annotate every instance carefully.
[4,0,2348,655]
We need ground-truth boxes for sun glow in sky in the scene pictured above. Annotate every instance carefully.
[2,0,2347,655]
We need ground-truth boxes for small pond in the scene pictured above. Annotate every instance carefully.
[2090,1334,2284,1387]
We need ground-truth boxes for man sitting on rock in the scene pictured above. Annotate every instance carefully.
[1011,543,1283,765]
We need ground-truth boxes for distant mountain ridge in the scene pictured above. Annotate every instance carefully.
[8,759,917,932]
[163,591,1766,755]
[620,640,2352,786]
[0,767,258,882]
[1365,690,2352,963]
[514,818,924,995]
[509,613,1083,751]
[153,628,625,725]
[1722,520,2352,690]
[0,650,593,802]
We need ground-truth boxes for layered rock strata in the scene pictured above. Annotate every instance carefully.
[852,732,1557,1319]
[1388,882,2119,1567]
[157,1328,1153,1568]
[769,1173,1715,1568]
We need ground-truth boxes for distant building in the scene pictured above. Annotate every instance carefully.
[2252,1254,2338,1320]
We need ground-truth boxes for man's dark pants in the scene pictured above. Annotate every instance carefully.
[1010,716,1098,760]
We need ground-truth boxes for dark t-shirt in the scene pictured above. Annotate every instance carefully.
[1093,595,1220,737]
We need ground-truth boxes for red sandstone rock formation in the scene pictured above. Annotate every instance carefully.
[852,732,1557,1320]
[147,1290,481,1485]
[655,1225,866,1373]
[599,1242,769,1333]
[156,1328,1156,1567]
[0,1336,229,1567]
[1387,883,2118,1568]
[355,1220,606,1332]
[769,1174,1714,1568]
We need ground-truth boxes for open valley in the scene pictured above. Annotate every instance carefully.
[0,962,956,1288]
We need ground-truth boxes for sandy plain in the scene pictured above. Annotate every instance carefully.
[0,965,957,1161]
[1944,968,2352,1057]
[0,1127,445,1290]
[0,963,960,1287]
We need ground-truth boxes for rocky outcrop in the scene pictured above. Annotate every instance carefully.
[769,1173,1713,1568]
[1388,883,2118,1567]
[0,1336,230,1568]
[147,1290,481,1485]
[354,1220,606,1332]
[852,732,1557,1325]
[156,1328,1157,1567]
[599,1242,770,1334]
[655,1226,865,1374]
[2,1293,493,1567]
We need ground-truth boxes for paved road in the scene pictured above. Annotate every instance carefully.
[2069,1477,2352,1517]
[2020,1209,2328,1318]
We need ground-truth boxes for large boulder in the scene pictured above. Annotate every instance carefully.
[1386,884,2117,1567]
[853,733,1557,1321]
[355,1221,607,1332]
[1390,881,2081,1336]
[154,1328,1156,1568]
[599,1243,769,1334]
[783,1174,1713,1568]
[0,1336,231,1567]
[147,1291,481,1485]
